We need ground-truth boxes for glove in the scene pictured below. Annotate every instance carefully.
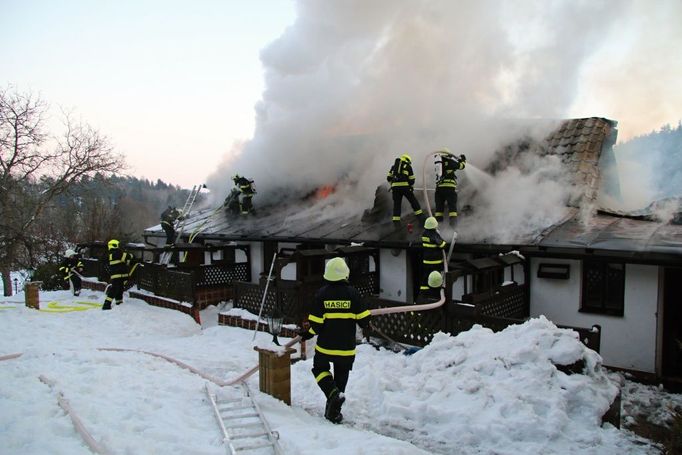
[459,154,466,162]
[298,329,314,341]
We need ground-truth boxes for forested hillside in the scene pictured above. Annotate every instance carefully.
[614,122,682,200]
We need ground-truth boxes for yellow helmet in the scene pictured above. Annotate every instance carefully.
[438,147,452,155]
[424,217,438,229]
[400,154,411,163]
[323,257,350,282]
[428,271,443,288]
[107,239,120,250]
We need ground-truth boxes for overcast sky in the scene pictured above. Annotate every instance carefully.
[2,0,681,188]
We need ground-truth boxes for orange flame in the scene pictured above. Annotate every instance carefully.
[315,185,336,199]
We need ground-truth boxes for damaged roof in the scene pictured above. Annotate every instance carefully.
[145,117,682,262]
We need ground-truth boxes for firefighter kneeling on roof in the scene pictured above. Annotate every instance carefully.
[298,257,371,424]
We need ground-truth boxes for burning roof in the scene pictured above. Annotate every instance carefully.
[145,117,682,259]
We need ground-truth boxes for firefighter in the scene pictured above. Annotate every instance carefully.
[103,239,132,310]
[232,174,256,215]
[59,249,84,296]
[298,257,371,424]
[386,154,424,227]
[160,206,182,245]
[417,271,444,303]
[420,217,447,294]
[434,148,466,226]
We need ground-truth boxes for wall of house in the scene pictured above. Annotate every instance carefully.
[380,249,407,301]
[249,242,263,283]
[505,263,526,285]
[529,258,659,373]
[278,242,299,281]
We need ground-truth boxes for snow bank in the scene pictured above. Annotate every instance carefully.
[292,316,638,454]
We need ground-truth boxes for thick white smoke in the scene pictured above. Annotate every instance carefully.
[206,0,642,242]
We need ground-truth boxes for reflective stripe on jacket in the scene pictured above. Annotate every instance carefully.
[306,281,371,357]
[421,228,446,264]
[387,157,416,188]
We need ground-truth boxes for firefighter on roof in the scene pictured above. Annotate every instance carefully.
[160,206,182,245]
[386,154,425,227]
[103,239,132,310]
[232,174,256,215]
[59,249,84,296]
[434,148,466,226]
[298,257,371,424]
[420,217,447,294]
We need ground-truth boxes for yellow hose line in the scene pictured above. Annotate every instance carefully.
[39,301,102,313]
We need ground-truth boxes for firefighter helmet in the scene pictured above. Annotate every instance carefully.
[438,147,451,155]
[107,239,120,250]
[65,249,76,258]
[323,257,350,282]
[424,217,438,230]
[400,154,412,163]
[428,271,443,288]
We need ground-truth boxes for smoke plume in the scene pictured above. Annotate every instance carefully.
[205,0,669,242]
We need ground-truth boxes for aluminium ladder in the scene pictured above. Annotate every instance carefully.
[160,183,204,265]
[206,383,284,455]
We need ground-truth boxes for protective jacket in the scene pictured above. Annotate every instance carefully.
[234,176,256,195]
[108,248,132,280]
[387,157,416,188]
[305,281,371,357]
[59,256,84,281]
[436,155,466,188]
[161,207,180,227]
[421,228,447,265]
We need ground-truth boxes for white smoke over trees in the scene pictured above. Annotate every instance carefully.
[206,0,678,242]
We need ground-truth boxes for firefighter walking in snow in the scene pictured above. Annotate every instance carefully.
[103,239,132,310]
[298,257,371,424]
[387,154,424,227]
[232,174,256,215]
[420,217,447,294]
[160,206,182,245]
[59,249,84,296]
[434,149,466,226]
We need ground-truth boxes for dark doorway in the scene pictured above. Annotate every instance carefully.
[662,267,682,377]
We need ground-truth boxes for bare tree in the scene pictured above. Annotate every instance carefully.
[0,87,125,295]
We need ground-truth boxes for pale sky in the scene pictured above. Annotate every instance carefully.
[1,0,295,187]
[2,1,681,190]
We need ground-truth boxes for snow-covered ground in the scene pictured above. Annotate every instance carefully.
[0,289,670,454]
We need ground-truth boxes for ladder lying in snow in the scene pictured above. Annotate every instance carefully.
[205,383,284,455]
[160,183,205,265]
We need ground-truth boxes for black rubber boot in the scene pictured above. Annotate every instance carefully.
[325,388,345,424]
[102,304,112,311]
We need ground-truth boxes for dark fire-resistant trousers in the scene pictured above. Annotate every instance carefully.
[392,187,422,221]
[104,278,125,309]
[162,223,176,245]
[435,187,458,221]
[311,352,354,398]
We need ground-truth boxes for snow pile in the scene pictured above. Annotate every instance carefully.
[0,291,655,454]
[293,317,636,454]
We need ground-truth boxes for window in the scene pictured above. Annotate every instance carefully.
[537,263,570,279]
[472,269,504,294]
[580,260,625,316]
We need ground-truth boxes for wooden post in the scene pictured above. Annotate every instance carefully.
[253,346,295,405]
[24,282,41,309]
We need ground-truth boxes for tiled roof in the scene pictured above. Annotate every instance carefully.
[144,118,682,259]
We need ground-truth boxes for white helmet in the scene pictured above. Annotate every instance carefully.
[65,249,77,258]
